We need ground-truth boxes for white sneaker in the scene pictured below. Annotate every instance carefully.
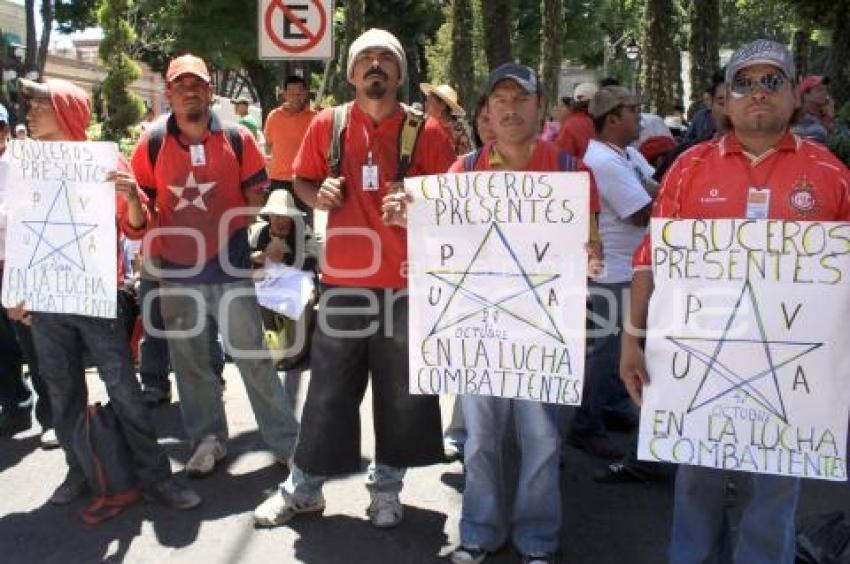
[367,491,403,528]
[40,428,60,450]
[185,436,227,478]
[451,546,488,564]
[253,491,325,528]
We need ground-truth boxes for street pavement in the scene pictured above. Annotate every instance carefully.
[1,362,848,563]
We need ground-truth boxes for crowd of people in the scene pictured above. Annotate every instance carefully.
[0,27,849,563]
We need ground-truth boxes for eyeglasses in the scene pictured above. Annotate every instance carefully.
[729,72,788,99]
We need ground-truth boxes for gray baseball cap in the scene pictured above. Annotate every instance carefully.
[725,39,796,83]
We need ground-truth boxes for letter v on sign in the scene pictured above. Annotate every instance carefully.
[533,242,550,262]
[780,303,802,330]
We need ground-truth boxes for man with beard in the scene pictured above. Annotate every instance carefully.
[129,54,299,479]
[253,29,455,529]
[623,40,850,564]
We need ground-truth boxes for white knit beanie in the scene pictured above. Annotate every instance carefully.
[346,28,407,84]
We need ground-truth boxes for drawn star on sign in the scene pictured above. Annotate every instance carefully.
[427,222,565,343]
[22,181,98,270]
[668,280,822,424]
[168,171,216,211]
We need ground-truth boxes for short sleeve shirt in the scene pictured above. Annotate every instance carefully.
[265,106,317,181]
[131,114,269,283]
[293,103,456,289]
[556,112,595,158]
[583,140,653,283]
[633,132,850,269]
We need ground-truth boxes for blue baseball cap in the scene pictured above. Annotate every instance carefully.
[485,63,540,96]
[0,103,8,125]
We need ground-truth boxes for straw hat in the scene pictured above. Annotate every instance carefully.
[420,83,465,117]
[260,190,304,216]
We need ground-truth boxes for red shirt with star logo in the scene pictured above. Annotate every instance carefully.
[131,114,269,282]
[294,103,456,289]
[633,132,850,269]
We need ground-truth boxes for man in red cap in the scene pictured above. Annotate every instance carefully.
[129,54,299,478]
[13,77,201,515]
[793,75,831,144]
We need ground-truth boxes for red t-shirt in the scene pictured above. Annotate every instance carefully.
[556,112,595,158]
[293,103,455,288]
[131,115,269,281]
[449,140,601,214]
[633,132,850,268]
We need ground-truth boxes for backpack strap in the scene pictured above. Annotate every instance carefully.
[461,148,483,172]
[146,121,167,169]
[327,103,351,178]
[396,104,426,181]
[558,149,579,172]
[223,123,244,167]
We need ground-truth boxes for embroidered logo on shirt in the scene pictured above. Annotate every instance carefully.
[168,171,217,212]
[789,176,816,213]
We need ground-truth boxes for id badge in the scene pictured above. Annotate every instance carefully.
[190,145,207,167]
[746,187,771,219]
[362,164,380,191]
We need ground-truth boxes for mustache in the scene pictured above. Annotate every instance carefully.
[500,113,523,125]
[365,68,389,80]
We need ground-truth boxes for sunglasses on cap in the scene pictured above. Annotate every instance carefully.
[729,72,788,99]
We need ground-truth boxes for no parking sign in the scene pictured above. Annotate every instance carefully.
[259,0,334,60]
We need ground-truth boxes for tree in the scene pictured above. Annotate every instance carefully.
[539,0,563,107]
[449,0,476,114]
[99,0,145,141]
[481,0,513,70]
[329,0,364,103]
[687,0,719,103]
[640,0,682,115]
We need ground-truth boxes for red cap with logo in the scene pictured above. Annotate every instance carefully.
[166,54,211,83]
[799,75,829,95]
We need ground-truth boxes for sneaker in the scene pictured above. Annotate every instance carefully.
[253,491,325,528]
[145,477,202,510]
[444,440,464,463]
[521,553,556,564]
[367,491,403,528]
[40,428,60,449]
[0,410,32,437]
[185,436,227,478]
[451,545,488,564]
[49,472,89,505]
[140,387,171,407]
[565,430,624,460]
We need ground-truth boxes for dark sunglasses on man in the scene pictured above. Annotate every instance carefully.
[729,72,789,99]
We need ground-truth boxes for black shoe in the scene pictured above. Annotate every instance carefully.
[521,553,557,564]
[0,410,32,437]
[145,477,202,510]
[602,411,638,433]
[565,431,624,460]
[140,387,171,407]
[49,472,89,505]
[593,461,652,484]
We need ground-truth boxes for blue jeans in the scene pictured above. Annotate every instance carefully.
[282,462,405,503]
[138,278,224,392]
[158,280,298,459]
[460,395,564,555]
[31,312,171,485]
[670,465,800,564]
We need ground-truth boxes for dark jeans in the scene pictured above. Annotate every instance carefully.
[0,305,51,427]
[138,278,224,392]
[572,281,637,435]
[31,312,171,485]
[294,286,443,475]
[269,179,313,228]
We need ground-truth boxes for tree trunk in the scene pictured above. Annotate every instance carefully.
[640,0,680,115]
[450,0,475,115]
[332,0,365,103]
[24,0,36,72]
[826,3,850,106]
[792,29,811,79]
[36,0,53,78]
[481,0,512,70]
[539,0,563,110]
[687,0,719,103]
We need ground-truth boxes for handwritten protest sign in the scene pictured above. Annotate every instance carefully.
[407,171,590,404]
[1,140,119,318]
[638,218,850,481]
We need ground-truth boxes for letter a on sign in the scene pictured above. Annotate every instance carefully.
[258,0,334,60]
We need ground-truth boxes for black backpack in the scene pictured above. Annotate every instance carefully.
[146,118,244,169]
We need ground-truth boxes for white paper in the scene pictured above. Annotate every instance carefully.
[254,261,315,320]
[1,140,119,318]
[407,170,591,404]
[638,218,850,481]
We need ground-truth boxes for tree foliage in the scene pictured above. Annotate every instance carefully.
[640,0,683,115]
[449,0,476,114]
[99,0,145,141]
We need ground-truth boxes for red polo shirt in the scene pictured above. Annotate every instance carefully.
[556,111,595,158]
[294,103,455,289]
[633,132,850,268]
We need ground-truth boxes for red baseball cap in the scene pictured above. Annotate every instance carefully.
[166,54,211,83]
[799,75,829,95]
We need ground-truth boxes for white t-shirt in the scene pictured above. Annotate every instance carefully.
[583,139,654,284]
[0,155,9,262]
